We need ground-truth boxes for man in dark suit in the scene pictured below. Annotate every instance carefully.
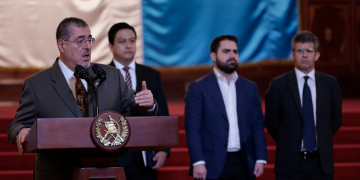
[185,35,267,180]
[7,17,156,180]
[265,31,342,180]
[108,22,170,180]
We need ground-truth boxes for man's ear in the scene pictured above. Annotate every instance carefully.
[210,52,216,63]
[58,39,65,52]
[290,51,294,60]
[315,51,320,61]
[108,43,113,53]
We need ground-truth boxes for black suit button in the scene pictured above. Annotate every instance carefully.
[224,144,227,147]
[226,128,229,131]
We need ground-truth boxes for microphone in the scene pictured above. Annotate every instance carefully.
[92,64,106,82]
[75,65,91,82]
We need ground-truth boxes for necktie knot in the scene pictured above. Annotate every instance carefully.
[304,76,309,83]
[123,67,130,72]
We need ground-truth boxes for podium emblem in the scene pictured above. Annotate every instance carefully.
[90,111,131,152]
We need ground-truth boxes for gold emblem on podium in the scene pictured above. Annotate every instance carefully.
[95,115,129,147]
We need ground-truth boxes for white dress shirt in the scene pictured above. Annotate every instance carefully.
[193,68,266,166]
[113,59,137,91]
[294,68,317,150]
[58,59,88,99]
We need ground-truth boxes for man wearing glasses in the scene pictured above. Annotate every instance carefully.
[265,31,342,180]
[7,17,156,180]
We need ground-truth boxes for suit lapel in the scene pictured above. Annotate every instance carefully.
[51,58,83,117]
[287,70,303,120]
[135,63,142,92]
[109,60,115,67]
[315,71,324,122]
[235,78,247,141]
[204,72,228,120]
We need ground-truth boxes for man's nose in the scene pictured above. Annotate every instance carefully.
[84,40,91,49]
[125,41,131,48]
[302,51,308,57]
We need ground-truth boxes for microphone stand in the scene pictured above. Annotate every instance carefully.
[92,79,99,116]
[89,78,104,117]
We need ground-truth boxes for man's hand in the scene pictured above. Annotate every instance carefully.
[193,164,207,180]
[16,128,31,155]
[135,81,154,108]
[254,163,264,178]
[152,151,167,170]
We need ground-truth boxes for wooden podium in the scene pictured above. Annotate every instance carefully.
[24,114,179,180]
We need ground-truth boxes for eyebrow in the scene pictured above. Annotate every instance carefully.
[118,37,136,40]
[221,49,238,52]
[76,35,92,39]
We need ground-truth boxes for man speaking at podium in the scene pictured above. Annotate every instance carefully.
[7,17,157,180]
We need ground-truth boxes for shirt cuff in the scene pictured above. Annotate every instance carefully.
[146,100,157,113]
[193,160,205,166]
[16,127,26,138]
[256,160,267,164]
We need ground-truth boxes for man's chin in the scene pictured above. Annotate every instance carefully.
[80,61,91,68]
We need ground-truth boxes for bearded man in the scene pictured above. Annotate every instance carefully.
[184,35,267,180]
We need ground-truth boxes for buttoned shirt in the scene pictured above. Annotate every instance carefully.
[58,59,88,100]
[294,68,317,150]
[113,59,137,91]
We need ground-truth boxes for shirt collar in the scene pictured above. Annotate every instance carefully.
[113,59,136,70]
[213,68,238,82]
[295,67,315,82]
[58,58,76,78]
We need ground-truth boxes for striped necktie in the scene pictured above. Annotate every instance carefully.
[123,67,132,89]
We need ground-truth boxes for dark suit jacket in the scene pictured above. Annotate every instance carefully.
[7,58,150,180]
[185,71,267,179]
[109,60,170,169]
[265,70,342,176]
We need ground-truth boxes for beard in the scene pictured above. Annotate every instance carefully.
[216,57,239,74]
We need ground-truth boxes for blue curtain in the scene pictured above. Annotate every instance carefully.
[142,0,298,66]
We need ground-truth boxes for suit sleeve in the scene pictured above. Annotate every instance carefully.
[330,78,342,135]
[184,81,205,164]
[7,80,38,146]
[264,79,280,140]
[251,83,268,161]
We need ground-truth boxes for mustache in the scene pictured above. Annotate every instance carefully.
[82,50,90,56]
[226,58,237,63]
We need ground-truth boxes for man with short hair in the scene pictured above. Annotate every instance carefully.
[7,17,156,180]
[265,31,342,180]
[108,22,169,180]
[185,35,267,180]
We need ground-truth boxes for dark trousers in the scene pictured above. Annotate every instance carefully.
[208,151,248,180]
[276,151,333,180]
[124,161,157,180]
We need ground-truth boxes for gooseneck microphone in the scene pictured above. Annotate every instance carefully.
[92,64,106,86]
[75,65,91,82]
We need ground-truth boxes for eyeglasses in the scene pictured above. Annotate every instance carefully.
[296,48,314,53]
[63,38,95,47]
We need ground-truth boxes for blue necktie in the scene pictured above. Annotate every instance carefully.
[302,76,317,152]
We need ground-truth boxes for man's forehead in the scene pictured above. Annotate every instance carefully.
[219,40,237,48]
[295,42,314,49]
[70,25,92,39]
[116,29,135,39]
